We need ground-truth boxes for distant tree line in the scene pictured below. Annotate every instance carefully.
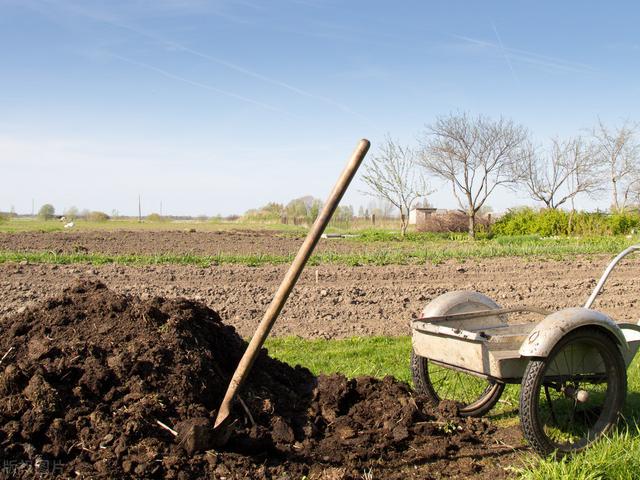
[244,195,354,227]
[33,205,113,222]
[15,205,239,224]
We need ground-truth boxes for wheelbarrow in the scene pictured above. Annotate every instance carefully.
[411,246,640,456]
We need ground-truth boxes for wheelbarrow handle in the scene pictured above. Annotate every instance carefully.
[584,244,640,309]
[213,139,371,430]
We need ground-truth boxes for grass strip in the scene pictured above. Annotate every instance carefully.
[0,251,291,267]
[265,336,412,382]
[513,427,640,480]
[1,235,639,267]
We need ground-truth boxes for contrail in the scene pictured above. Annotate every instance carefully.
[490,20,518,83]
[451,33,594,74]
[36,0,374,125]
[166,41,371,121]
[111,54,294,116]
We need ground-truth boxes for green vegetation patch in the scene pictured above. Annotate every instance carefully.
[0,251,291,267]
[514,427,640,480]
[1,234,638,267]
[265,336,412,382]
[493,207,640,237]
[0,218,309,233]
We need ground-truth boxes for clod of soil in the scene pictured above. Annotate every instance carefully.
[0,281,507,479]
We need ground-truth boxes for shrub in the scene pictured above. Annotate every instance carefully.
[37,204,55,220]
[0,212,8,223]
[416,211,490,234]
[64,206,79,220]
[146,213,165,222]
[493,208,571,236]
[86,211,110,222]
[492,207,640,236]
[243,202,284,222]
[533,208,569,236]
[330,205,353,228]
[609,212,640,235]
[568,211,604,235]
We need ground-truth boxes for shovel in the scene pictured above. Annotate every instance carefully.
[211,138,370,442]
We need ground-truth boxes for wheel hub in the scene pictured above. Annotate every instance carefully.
[563,385,590,403]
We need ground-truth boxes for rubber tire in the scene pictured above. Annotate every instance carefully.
[411,351,505,417]
[519,327,627,456]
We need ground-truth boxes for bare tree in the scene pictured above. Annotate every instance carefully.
[366,199,395,219]
[523,137,601,209]
[361,136,430,235]
[592,120,640,212]
[418,113,529,238]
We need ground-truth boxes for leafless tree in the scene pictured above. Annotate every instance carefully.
[523,137,602,209]
[366,199,395,219]
[361,136,431,235]
[592,120,640,212]
[418,113,529,238]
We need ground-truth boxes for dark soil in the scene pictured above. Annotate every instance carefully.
[0,230,367,256]
[0,282,520,479]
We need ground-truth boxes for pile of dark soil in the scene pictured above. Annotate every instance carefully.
[0,281,507,479]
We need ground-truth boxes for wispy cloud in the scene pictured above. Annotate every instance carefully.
[110,54,294,116]
[449,33,595,74]
[156,37,371,121]
[30,0,373,125]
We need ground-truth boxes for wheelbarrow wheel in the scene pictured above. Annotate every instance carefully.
[411,351,504,417]
[519,327,627,456]
[411,290,506,417]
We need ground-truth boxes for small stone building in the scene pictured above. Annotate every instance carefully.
[409,207,437,227]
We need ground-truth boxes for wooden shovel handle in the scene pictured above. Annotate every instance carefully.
[213,139,370,430]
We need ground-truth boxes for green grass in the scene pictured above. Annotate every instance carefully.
[0,251,291,267]
[0,217,309,234]
[265,336,412,382]
[513,427,640,480]
[1,235,639,267]
[515,352,640,480]
[0,216,407,234]
[264,335,640,480]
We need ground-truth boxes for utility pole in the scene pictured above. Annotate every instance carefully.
[31,199,34,216]
[160,201,163,217]
[138,195,142,223]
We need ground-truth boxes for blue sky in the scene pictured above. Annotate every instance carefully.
[2,0,639,216]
